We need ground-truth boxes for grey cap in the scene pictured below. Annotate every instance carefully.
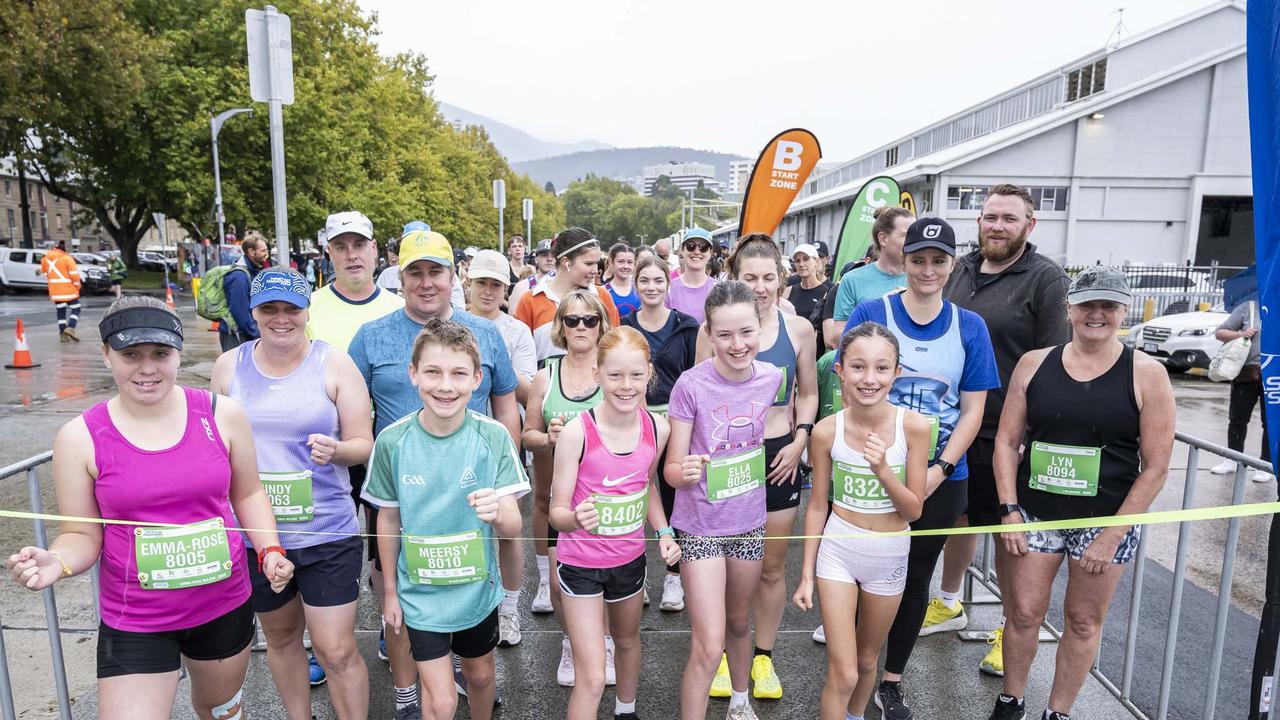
[1067,266,1132,305]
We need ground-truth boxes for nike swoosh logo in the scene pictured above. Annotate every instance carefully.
[601,470,641,487]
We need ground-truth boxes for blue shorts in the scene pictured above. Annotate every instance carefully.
[248,536,363,612]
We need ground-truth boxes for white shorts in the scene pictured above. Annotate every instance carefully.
[815,512,910,596]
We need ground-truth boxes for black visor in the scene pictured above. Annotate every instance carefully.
[99,307,184,351]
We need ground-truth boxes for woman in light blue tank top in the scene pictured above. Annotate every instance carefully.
[210,266,374,719]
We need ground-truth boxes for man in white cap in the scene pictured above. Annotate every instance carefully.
[307,211,404,353]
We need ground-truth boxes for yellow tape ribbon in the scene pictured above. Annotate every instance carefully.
[3,501,1278,541]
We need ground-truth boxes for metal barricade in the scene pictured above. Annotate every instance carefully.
[961,431,1274,719]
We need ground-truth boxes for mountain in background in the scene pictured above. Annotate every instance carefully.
[513,147,750,191]
[438,102,611,163]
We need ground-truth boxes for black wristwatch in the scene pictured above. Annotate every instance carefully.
[795,423,815,436]
[998,503,1022,518]
[934,459,956,477]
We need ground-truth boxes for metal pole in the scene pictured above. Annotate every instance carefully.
[1202,463,1251,719]
[26,468,71,720]
[1121,529,1147,698]
[1156,445,1200,720]
[498,209,504,254]
[0,606,15,720]
[526,217,532,246]
[265,6,289,264]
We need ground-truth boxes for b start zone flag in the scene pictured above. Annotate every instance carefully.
[738,129,822,237]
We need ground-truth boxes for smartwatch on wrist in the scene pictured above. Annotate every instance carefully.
[795,423,814,436]
[935,459,956,477]
[998,503,1022,518]
[655,527,675,540]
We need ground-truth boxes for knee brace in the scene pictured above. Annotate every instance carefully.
[211,688,243,720]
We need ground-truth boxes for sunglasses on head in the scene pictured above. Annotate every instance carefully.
[563,314,601,329]
[683,242,711,253]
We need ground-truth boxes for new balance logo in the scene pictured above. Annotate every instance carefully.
[401,474,427,486]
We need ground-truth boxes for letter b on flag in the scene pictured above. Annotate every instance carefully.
[774,141,804,171]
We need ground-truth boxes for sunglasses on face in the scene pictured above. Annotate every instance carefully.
[683,243,711,253]
[563,314,601,329]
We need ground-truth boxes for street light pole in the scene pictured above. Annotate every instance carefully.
[210,107,253,268]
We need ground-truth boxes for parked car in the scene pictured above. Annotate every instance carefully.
[79,263,112,293]
[1123,268,1222,325]
[1123,304,1229,374]
[0,247,49,291]
[73,252,109,267]
[137,251,177,272]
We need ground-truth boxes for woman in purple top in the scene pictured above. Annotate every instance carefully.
[211,267,373,720]
[666,228,718,324]
[664,281,782,720]
[7,296,294,720]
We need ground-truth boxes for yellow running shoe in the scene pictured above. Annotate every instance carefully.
[751,654,783,700]
[919,598,968,636]
[980,626,1005,677]
[710,653,732,698]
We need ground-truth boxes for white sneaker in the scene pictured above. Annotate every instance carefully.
[811,624,826,644]
[643,580,650,606]
[497,608,521,646]
[532,579,553,614]
[557,637,575,687]
[660,574,685,612]
[1210,459,1238,475]
[605,636,617,686]
[726,702,759,720]
[1253,470,1276,483]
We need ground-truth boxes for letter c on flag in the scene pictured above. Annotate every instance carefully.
[774,141,804,171]
[867,180,892,208]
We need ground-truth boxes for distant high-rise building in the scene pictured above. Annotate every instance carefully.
[642,161,721,196]
[727,159,752,194]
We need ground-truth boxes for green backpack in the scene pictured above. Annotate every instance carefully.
[196,264,249,330]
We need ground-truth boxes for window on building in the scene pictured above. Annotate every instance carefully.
[921,189,934,213]
[37,185,45,207]
[6,208,14,239]
[56,213,63,231]
[949,185,1070,212]
[885,146,899,167]
[1066,57,1107,102]
[3,180,9,197]
[40,212,49,237]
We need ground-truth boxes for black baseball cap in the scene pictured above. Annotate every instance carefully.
[902,217,956,256]
[814,241,830,258]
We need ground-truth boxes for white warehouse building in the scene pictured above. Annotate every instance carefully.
[716,1,1252,268]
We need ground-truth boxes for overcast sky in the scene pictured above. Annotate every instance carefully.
[363,0,1220,161]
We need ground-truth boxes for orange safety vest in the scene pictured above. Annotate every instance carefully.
[41,249,81,302]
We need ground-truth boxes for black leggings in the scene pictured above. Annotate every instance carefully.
[884,478,968,675]
[1229,378,1272,464]
[657,447,679,574]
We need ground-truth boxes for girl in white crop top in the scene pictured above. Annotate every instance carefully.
[793,322,931,720]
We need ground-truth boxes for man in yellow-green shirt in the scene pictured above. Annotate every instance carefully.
[306,211,404,353]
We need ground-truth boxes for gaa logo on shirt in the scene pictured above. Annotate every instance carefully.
[401,474,427,486]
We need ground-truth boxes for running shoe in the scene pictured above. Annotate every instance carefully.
[919,598,968,635]
[615,713,640,720]
[874,680,913,720]
[750,654,782,699]
[726,703,759,720]
[709,653,732,698]
[498,608,521,647]
[986,694,1025,720]
[307,653,327,686]
[980,626,1005,677]
[605,636,617,686]
[1043,712,1070,720]
[378,626,388,662]
[454,654,503,705]
[643,581,650,606]
[1253,471,1276,483]
[1210,459,1237,475]
[532,579,554,613]
[393,702,422,720]
[660,574,685,612]
[557,637,575,687]
[811,624,826,644]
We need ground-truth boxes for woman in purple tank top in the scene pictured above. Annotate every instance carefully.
[550,327,678,719]
[210,267,373,719]
[7,296,294,720]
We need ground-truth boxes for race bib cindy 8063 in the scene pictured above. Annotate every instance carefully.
[261,470,314,523]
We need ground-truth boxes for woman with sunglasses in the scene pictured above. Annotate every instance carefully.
[666,228,719,324]
[697,233,819,702]
[524,290,612,688]
[620,254,701,613]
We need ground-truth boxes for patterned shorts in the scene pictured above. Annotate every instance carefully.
[677,526,766,563]
[1022,509,1141,564]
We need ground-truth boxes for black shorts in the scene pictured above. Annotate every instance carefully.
[349,463,368,509]
[248,536,363,613]
[557,554,647,602]
[407,608,500,662]
[965,437,1000,528]
[97,599,254,678]
[765,433,802,512]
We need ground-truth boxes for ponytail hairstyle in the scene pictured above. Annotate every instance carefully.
[552,227,600,272]
[837,321,901,369]
[870,206,914,258]
[704,280,762,330]
[726,233,784,280]
[603,242,634,283]
[598,325,651,365]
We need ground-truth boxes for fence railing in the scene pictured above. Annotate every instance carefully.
[962,432,1275,719]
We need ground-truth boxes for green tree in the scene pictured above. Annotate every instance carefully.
[544,181,556,195]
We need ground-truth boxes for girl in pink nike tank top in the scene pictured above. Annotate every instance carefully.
[550,326,678,720]
[5,297,295,720]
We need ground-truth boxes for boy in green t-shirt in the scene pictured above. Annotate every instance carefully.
[361,318,528,720]
[817,349,844,421]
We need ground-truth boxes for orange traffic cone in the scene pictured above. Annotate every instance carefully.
[165,286,176,311]
[5,319,41,369]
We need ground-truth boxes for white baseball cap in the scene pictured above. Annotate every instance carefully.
[323,211,374,245]
[792,243,820,260]
[468,250,510,285]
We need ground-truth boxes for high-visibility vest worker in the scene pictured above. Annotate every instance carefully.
[41,246,82,302]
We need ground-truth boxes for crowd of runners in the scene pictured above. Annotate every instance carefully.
[7,183,1180,720]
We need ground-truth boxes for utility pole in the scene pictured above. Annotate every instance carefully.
[16,159,33,249]
[210,107,253,268]
[247,5,295,264]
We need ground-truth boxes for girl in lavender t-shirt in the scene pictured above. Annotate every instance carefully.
[665,230,718,323]
[663,281,782,720]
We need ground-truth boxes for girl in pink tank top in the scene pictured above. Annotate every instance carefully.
[549,326,678,720]
[5,298,294,719]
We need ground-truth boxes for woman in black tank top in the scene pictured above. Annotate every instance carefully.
[986,266,1175,720]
